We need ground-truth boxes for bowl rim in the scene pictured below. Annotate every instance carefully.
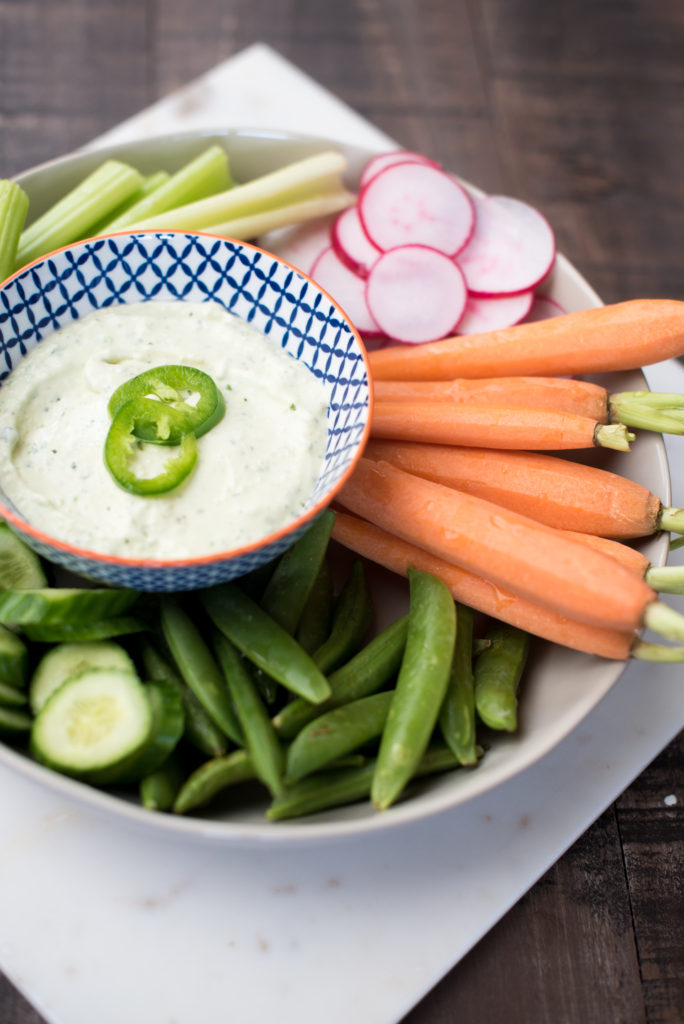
[0,226,373,569]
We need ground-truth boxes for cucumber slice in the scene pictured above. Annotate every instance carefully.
[0,680,28,707]
[22,617,146,643]
[29,640,136,714]
[0,623,28,688]
[31,668,153,776]
[0,522,47,589]
[0,705,32,735]
[0,588,139,626]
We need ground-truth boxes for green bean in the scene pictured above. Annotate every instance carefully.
[200,583,331,704]
[212,630,284,797]
[260,509,336,634]
[438,604,478,765]
[267,743,461,821]
[140,640,227,758]
[295,559,334,654]
[173,749,255,814]
[272,614,409,740]
[0,680,28,707]
[140,754,185,811]
[371,568,457,811]
[311,560,373,674]
[474,625,530,732]
[160,598,244,746]
[285,690,392,783]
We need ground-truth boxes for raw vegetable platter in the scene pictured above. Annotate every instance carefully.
[0,129,671,843]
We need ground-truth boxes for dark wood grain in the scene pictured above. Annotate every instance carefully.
[1,1,683,1021]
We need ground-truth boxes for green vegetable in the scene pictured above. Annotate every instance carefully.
[14,159,144,270]
[140,754,185,812]
[29,640,136,714]
[173,749,255,815]
[0,623,28,689]
[201,583,332,705]
[0,520,48,589]
[0,179,29,282]
[259,509,336,634]
[312,560,373,674]
[438,604,478,765]
[371,568,457,811]
[0,587,139,626]
[108,365,224,443]
[104,397,198,496]
[295,559,334,654]
[22,616,146,643]
[0,705,32,736]
[89,171,171,235]
[285,690,393,783]
[474,625,530,732]
[0,680,28,707]
[160,598,244,745]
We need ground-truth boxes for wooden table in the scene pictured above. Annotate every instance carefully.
[1,2,682,1021]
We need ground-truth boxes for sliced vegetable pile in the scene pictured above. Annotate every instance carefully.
[0,512,524,820]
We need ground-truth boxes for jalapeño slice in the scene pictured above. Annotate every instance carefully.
[104,397,197,495]
[108,365,225,443]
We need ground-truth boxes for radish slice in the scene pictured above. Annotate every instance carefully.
[257,216,336,276]
[331,206,381,277]
[524,294,567,321]
[456,195,556,296]
[359,163,475,257]
[365,245,467,344]
[457,290,534,335]
[309,246,381,336]
[359,150,439,189]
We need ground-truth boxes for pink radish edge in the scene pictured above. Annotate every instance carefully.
[309,246,382,337]
[359,150,440,189]
[331,205,381,278]
[457,291,534,335]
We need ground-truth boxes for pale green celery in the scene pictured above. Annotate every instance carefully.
[104,145,232,232]
[659,507,684,535]
[645,565,684,595]
[609,391,684,435]
[90,170,171,235]
[14,160,144,270]
[127,151,351,232]
[633,641,684,662]
[643,600,684,643]
[0,180,29,282]
[204,190,354,242]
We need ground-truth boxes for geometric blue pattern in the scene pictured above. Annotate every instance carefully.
[0,232,371,591]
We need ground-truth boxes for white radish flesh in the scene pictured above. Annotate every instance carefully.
[456,290,534,335]
[359,162,475,257]
[310,246,382,336]
[365,245,468,344]
[359,150,439,189]
[456,195,556,296]
[331,205,381,276]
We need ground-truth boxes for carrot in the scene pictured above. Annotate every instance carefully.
[368,299,684,380]
[371,401,633,451]
[331,510,635,660]
[562,530,650,576]
[373,376,611,421]
[337,458,656,632]
[363,441,664,538]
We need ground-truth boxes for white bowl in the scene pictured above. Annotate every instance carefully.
[0,128,671,845]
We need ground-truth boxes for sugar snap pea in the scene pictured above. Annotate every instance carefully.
[438,603,478,766]
[212,630,284,797]
[173,749,255,815]
[474,624,530,732]
[140,639,227,758]
[140,754,185,812]
[311,560,373,674]
[0,623,28,689]
[272,614,409,740]
[371,568,457,811]
[0,705,32,735]
[160,598,244,745]
[200,583,331,704]
[295,559,334,654]
[259,509,336,634]
[0,680,28,707]
[285,690,393,783]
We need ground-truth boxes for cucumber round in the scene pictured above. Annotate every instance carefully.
[29,641,136,714]
[31,668,153,776]
[0,522,47,589]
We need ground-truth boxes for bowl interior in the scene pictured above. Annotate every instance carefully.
[0,128,672,844]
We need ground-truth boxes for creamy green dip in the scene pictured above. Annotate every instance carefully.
[0,301,329,559]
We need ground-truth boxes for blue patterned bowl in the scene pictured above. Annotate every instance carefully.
[0,230,371,591]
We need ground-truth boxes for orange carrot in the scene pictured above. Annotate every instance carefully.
[373,376,610,421]
[337,458,656,632]
[364,441,662,539]
[371,401,632,451]
[368,299,684,380]
[332,510,635,660]
[561,529,651,577]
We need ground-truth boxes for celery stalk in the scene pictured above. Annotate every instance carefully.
[104,145,232,232]
[90,170,171,235]
[204,190,355,242]
[127,151,350,232]
[14,159,145,271]
[0,180,29,282]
